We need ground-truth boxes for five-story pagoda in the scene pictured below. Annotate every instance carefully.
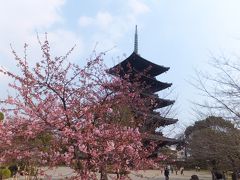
[108,26,178,156]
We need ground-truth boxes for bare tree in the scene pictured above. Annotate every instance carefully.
[192,55,240,125]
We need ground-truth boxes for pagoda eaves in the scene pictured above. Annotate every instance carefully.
[141,92,175,109]
[140,76,172,93]
[108,52,169,77]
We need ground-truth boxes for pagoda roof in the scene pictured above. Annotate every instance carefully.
[137,111,178,125]
[140,75,172,93]
[136,111,178,132]
[108,52,169,77]
[147,134,179,144]
[144,134,180,158]
[148,113,178,125]
[143,116,178,132]
[141,92,175,109]
[152,98,175,109]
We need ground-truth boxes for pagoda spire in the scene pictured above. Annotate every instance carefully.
[134,25,138,54]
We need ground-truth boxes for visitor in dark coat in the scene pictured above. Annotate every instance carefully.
[164,167,170,180]
[190,175,199,180]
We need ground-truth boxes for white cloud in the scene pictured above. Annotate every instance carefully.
[77,0,150,55]
[0,0,151,93]
[0,0,84,92]
[47,30,84,61]
[0,0,66,58]
[0,0,64,29]
[78,11,113,30]
[79,16,94,27]
[0,0,84,63]
[128,0,150,15]
[96,12,113,29]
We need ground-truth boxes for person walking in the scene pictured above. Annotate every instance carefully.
[175,166,178,175]
[180,166,184,175]
[164,167,170,180]
[160,166,163,174]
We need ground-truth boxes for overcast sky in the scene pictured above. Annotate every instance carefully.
[1,0,240,134]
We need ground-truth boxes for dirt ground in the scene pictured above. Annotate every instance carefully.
[13,167,212,179]
[128,170,212,180]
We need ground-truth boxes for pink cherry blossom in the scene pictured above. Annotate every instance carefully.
[0,37,162,179]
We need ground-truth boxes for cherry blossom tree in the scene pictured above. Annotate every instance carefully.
[0,36,156,179]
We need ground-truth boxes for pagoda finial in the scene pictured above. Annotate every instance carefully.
[134,25,138,54]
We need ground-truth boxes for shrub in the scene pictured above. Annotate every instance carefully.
[0,112,4,121]
[0,168,11,179]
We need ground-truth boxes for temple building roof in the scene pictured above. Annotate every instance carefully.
[140,75,172,93]
[152,98,175,109]
[141,92,175,109]
[108,52,170,77]
[147,134,179,144]
[145,115,178,128]
[135,111,178,131]
[147,117,177,128]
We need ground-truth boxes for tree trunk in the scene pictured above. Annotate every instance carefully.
[116,173,120,179]
[100,170,108,180]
